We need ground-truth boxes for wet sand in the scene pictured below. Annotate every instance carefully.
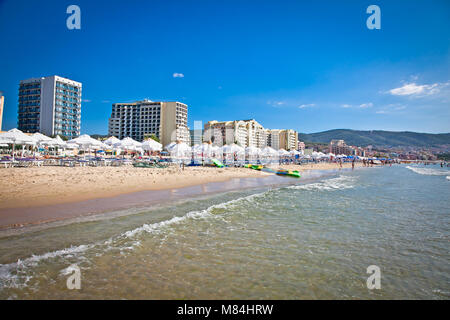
[0,162,360,230]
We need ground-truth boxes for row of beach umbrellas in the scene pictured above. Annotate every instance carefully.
[0,129,164,159]
[166,142,303,159]
[1,129,339,161]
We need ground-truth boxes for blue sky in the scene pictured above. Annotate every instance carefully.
[0,0,449,134]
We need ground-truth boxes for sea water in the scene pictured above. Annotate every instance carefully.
[0,164,448,299]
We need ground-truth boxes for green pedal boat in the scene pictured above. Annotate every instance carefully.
[244,164,300,178]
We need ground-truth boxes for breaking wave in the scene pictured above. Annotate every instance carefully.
[406,166,450,176]
[288,175,356,191]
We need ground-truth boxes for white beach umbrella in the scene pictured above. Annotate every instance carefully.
[165,142,177,151]
[113,137,142,151]
[199,143,212,153]
[222,144,244,154]
[53,135,68,147]
[68,134,102,148]
[31,132,54,145]
[261,146,278,157]
[0,128,36,160]
[278,148,290,156]
[210,145,221,158]
[245,146,260,163]
[195,143,213,162]
[170,142,191,159]
[290,149,301,156]
[142,139,162,152]
[198,143,212,156]
[245,146,260,155]
[68,134,104,157]
[0,128,36,145]
[104,136,121,147]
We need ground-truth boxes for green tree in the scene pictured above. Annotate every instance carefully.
[145,134,160,143]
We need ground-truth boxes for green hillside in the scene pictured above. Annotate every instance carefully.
[298,129,450,147]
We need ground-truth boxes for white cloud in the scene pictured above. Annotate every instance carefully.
[298,103,315,109]
[359,102,373,108]
[388,82,441,96]
[173,73,184,78]
[340,103,372,109]
[267,101,285,107]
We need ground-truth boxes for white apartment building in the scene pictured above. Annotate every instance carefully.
[108,100,190,146]
[204,119,266,148]
[18,75,82,139]
[282,129,298,151]
[205,119,298,150]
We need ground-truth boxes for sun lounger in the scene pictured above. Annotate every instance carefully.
[0,160,13,168]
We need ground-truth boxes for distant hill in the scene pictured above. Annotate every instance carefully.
[298,129,450,147]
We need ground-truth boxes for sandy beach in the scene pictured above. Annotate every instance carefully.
[0,162,359,209]
[0,162,360,230]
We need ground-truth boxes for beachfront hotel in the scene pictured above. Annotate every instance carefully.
[17,76,82,139]
[281,129,299,151]
[0,91,4,131]
[204,119,299,150]
[108,100,190,146]
[266,129,298,151]
[204,119,267,148]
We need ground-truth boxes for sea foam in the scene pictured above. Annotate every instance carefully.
[120,191,268,239]
[406,166,450,176]
[288,175,356,191]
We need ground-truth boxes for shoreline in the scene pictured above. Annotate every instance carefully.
[0,163,361,231]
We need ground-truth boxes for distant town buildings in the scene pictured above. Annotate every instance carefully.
[0,91,4,131]
[18,75,82,139]
[204,119,298,150]
[108,100,190,145]
[329,139,366,156]
[329,139,352,155]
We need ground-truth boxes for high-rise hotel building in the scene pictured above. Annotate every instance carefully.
[18,76,82,139]
[108,100,190,146]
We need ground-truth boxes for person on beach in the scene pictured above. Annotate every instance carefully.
[352,158,355,170]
